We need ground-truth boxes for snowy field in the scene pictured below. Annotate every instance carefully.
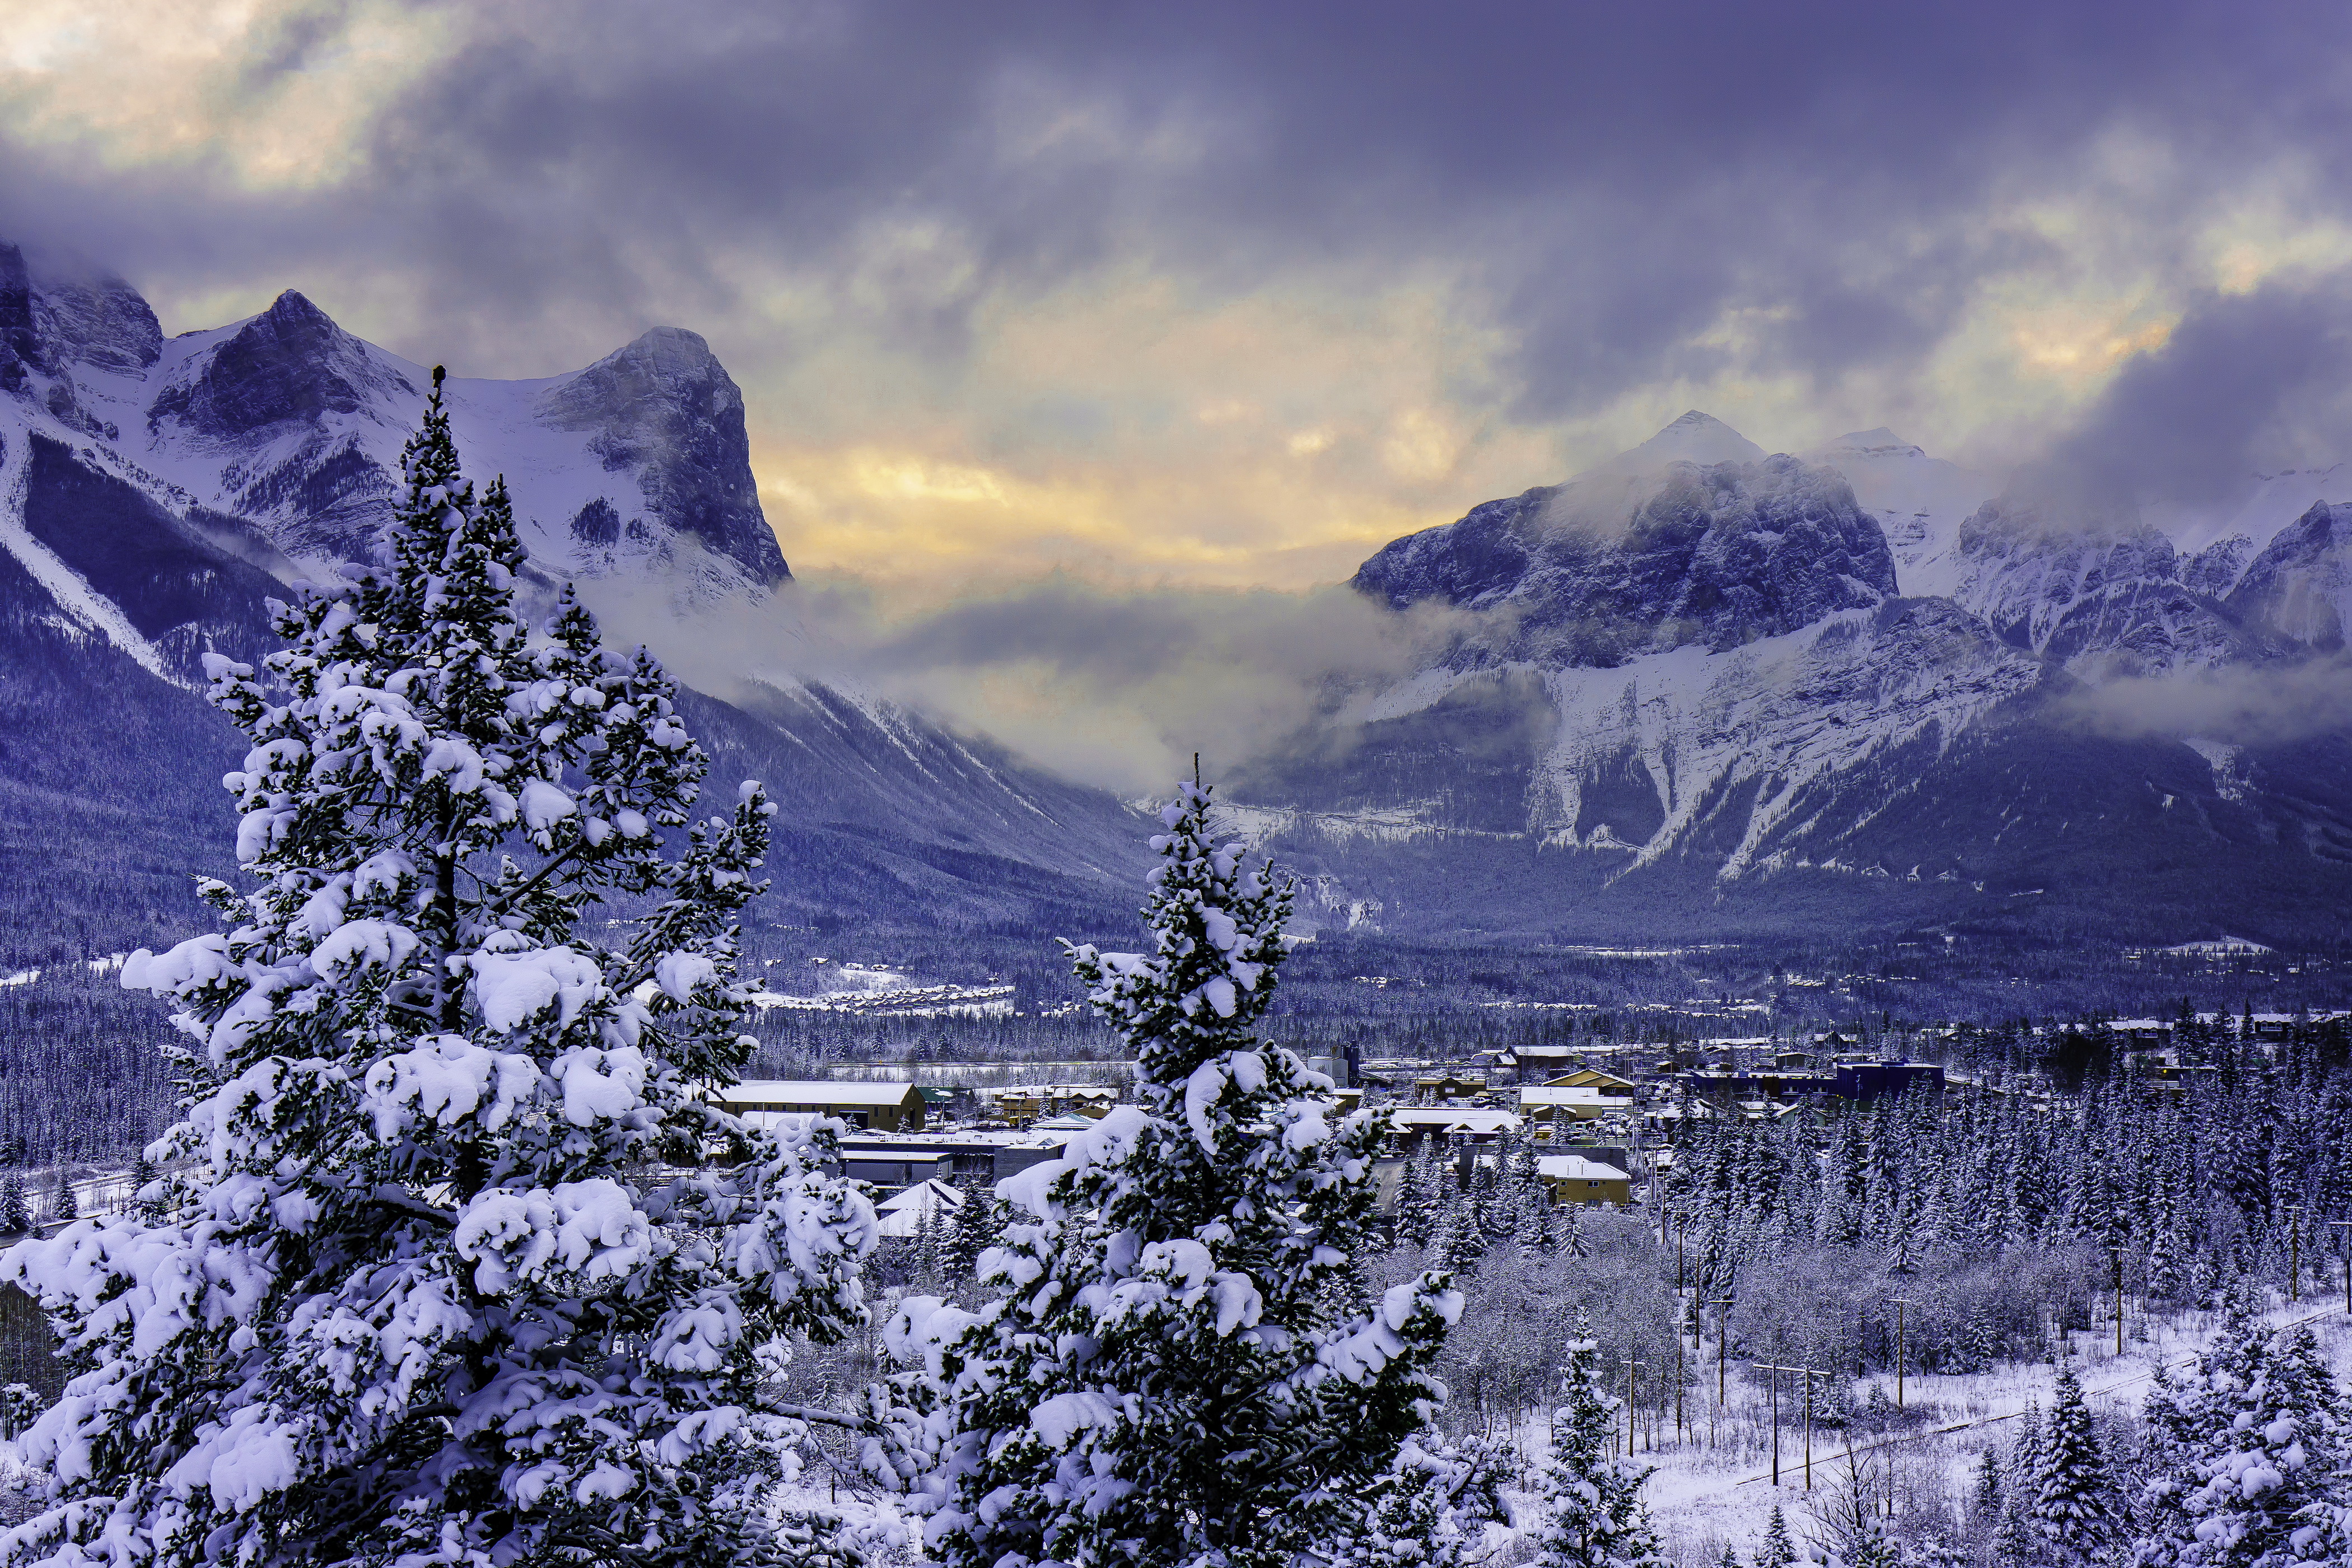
[607,1293,2352,1568]
[1590,1299,2352,1562]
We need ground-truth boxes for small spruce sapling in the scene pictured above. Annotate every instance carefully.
[1532,1311,1664,1568]
[942,1173,995,1282]
[1337,1426,1515,1568]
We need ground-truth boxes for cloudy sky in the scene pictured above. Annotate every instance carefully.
[10,1,2352,782]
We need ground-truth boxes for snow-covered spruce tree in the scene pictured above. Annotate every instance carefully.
[0,371,877,1568]
[1332,1426,1514,1568]
[874,780,1460,1568]
[2136,1314,2344,1568]
[1532,1313,1662,1568]
[2029,1364,2121,1566]
[1841,1522,1898,1568]
[1967,1445,2003,1535]
[1992,1399,2043,1568]
[1753,1504,1797,1568]
[941,1173,995,1283]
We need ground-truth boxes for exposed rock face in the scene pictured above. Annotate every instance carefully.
[27,254,162,372]
[2228,500,2352,650]
[1947,497,2248,675]
[2182,534,2254,599]
[1527,594,2042,878]
[149,291,414,441]
[0,245,47,380]
[539,328,787,582]
[1354,451,1896,664]
[0,244,160,408]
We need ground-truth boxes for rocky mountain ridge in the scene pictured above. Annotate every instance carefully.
[10,228,2352,954]
[1239,412,2352,945]
[0,240,1149,964]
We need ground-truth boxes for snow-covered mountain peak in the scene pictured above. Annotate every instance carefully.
[535,324,784,584]
[1804,432,1994,599]
[1352,447,1895,666]
[543,325,726,412]
[0,241,792,598]
[1818,427,1925,460]
[2227,498,2352,650]
[1,242,161,377]
[1613,409,1766,473]
[148,290,419,446]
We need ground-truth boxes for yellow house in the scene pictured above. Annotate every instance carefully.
[1536,1154,1631,1206]
[987,1090,1046,1125]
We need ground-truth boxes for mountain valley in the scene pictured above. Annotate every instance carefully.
[8,239,2352,969]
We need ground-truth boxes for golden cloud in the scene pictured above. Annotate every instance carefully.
[1,0,460,189]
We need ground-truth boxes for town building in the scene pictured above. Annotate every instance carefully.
[721,1079,928,1132]
[1536,1154,1631,1206]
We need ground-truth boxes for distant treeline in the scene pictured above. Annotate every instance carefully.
[4,917,2351,1165]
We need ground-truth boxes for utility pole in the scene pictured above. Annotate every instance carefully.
[2331,1220,2352,1316]
[1621,1355,1645,1457]
[1674,1210,1687,1292]
[1804,1366,1817,1491]
[1675,1326,1686,1445]
[1712,1298,1735,1406]
[2111,1244,2126,1358]
[1891,1297,1914,1410]
[1752,1360,1812,1489]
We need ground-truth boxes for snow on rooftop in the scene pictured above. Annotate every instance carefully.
[1519,1087,1626,1106]
[721,1079,920,1106]
[1387,1109,1521,1132]
[873,1179,968,1238]
[1537,1155,1629,1182]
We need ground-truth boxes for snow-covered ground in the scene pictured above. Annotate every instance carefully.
[697,1298,2352,1568]
[1613,1299,2352,1563]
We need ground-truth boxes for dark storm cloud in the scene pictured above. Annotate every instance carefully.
[14,0,2352,416]
[2034,276,2352,508]
[391,0,2352,413]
